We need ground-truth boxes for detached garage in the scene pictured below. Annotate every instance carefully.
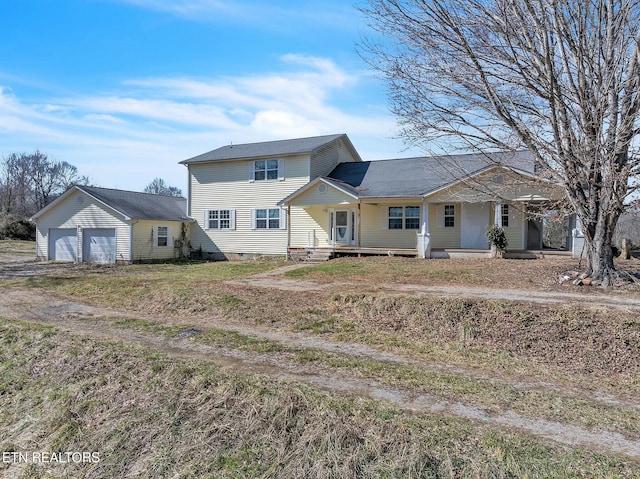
[31,186,193,264]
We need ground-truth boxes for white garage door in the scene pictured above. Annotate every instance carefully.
[49,229,78,262]
[83,229,116,263]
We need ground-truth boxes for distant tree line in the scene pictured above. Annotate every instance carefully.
[0,151,90,239]
[143,178,182,197]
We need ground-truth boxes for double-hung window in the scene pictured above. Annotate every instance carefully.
[444,205,455,227]
[501,204,509,227]
[205,209,235,230]
[251,159,284,182]
[252,208,285,230]
[404,206,420,229]
[388,207,404,229]
[156,226,168,246]
[153,226,171,247]
[387,206,421,230]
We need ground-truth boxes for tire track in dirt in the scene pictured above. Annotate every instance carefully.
[1,289,640,459]
[227,275,640,310]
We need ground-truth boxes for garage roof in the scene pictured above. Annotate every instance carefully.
[31,186,191,222]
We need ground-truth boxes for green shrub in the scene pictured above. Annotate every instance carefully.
[486,225,508,252]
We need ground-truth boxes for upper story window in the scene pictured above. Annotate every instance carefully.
[388,206,420,230]
[444,204,455,228]
[250,159,284,182]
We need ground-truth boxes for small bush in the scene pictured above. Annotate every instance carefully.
[486,225,508,252]
[0,220,36,240]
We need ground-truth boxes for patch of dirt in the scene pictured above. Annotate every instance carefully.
[2,288,640,459]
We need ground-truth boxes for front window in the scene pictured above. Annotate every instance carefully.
[254,160,279,181]
[388,206,421,230]
[389,207,404,229]
[444,205,455,228]
[207,209,232,229]
[255,208,281,229]
[404,206,420,229]
[501,204,509,228]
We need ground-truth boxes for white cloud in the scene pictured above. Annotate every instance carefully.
[108,0,358,30]
[0,55,412,192]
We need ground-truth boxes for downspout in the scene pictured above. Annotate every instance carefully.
[357,202,361,247]
[130,219,138,264]
[286,205,291,260]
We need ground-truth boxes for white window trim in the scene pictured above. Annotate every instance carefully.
[249,159,285,182]
[436,203,457,228]
[501,204,518,228]
[153,225,172,247]
[251,208,287,230]
[381,206,421,230]
[501,204,509,228]
[204,209,236,230]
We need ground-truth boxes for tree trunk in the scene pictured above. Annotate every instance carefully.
[583,215,618,286]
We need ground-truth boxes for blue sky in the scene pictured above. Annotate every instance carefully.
[0,0,422,193]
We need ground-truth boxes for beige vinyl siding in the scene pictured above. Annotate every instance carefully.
[429,203,461,248]
[189,155,310,255]
[309,139,360,179]
[131,220,185,261]
[289,183,356,207]
[288,183,359,248]
[35,191,130,262]
[289,205,332,248]
[491,203,526,250]
[360,203,420,249]
[428,169,562,204]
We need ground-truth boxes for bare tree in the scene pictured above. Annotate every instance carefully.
[360,0,640,284]
[0,153,32,219]
[0,152,91,238]
[144,178,183,197]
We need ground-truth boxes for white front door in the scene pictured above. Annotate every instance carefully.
[330,209,356,246]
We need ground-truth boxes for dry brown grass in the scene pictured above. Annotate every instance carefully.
[284,255,640,293]
[2,318,638,478]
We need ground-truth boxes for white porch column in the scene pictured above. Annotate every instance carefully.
[417,200,431,258]
[491,201,503,257]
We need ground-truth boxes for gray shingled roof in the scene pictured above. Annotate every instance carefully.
[180,134,348,164]
[80,186,189,221]
[327,151,535,198]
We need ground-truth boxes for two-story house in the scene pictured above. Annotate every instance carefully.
[180,134,361,259]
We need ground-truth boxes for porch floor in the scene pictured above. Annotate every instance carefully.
[289,246,572,260]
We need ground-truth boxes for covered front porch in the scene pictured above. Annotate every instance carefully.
[280,174,570,260]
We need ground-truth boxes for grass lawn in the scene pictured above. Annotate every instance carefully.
[1,318,638,479]
[0,239,35,258]
[2,256,640,477]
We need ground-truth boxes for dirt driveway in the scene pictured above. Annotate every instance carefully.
[228,263,640,310]
[2,259,640,459]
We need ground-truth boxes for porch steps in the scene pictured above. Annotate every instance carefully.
[305,249,334,263]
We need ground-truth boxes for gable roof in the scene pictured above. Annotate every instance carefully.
[179,133,360,164]
[279,151,538,205]
[31,186,190,222]
[326,150,537,199]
